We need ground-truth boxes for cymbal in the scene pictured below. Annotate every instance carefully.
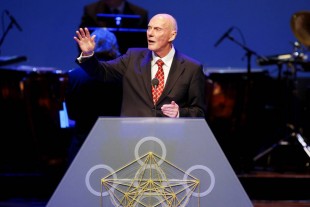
[291,11,310,47]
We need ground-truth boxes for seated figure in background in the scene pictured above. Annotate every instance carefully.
[66,28,122,163]
[78,0,149,54]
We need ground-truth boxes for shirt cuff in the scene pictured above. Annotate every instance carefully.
[77,51,94,63]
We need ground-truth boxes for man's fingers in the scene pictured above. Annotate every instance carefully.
[75,30,82,39]
[84,27,90,37]
[79,28,86,37]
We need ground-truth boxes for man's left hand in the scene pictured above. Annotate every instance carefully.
[161,101,179,118]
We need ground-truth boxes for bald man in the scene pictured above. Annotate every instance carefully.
[74,13,206,118]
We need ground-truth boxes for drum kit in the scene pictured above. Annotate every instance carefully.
[251,11,310,170]
[206,11,310,172]
[0,64,69,172]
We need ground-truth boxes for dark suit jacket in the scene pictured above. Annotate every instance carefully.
[78,48,207,117]
[66,68,122,133]
[79,1,149,54]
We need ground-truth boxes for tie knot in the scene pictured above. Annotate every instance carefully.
[156,59,164,67]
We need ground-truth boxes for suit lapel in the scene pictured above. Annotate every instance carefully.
[158,51,185,103]
[140,51,153,103]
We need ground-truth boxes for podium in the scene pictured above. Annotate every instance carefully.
[47,118,252,207]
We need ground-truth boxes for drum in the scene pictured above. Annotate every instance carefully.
[205,68,269,123]
[204,67,276,171]
[18,66,68,131]
[0,65,69,171]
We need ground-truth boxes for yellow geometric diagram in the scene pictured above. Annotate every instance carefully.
[101,152,200,207]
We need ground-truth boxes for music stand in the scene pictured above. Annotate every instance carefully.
[96,13,142,29]
[94,13,147,54]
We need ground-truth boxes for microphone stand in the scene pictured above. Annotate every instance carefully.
[151,78,159,117]
[226,35,266,76]
[0,20,14,49]
[225,35,268,146]
[154,90,157,117]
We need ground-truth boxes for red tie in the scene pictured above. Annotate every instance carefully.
[152,59,165,104]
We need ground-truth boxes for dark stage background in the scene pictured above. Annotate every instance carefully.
[1,0,310,172]
[1,0,309,70]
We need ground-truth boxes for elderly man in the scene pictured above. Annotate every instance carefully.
[74,13,206,118]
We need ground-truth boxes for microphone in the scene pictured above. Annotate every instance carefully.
[214,27,233,47]
[151,78,159,117]
[151,78,159,89]
[5,10,23,31]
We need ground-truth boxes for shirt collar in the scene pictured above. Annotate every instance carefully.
[152,46,175,66]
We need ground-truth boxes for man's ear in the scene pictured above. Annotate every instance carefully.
[169,31,177,42]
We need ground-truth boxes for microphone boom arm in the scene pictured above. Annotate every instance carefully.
[0,10,23,49]
[226,35,266,74]
[0,21,14,49]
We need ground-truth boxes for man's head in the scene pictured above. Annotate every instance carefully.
[147,14,178,58]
